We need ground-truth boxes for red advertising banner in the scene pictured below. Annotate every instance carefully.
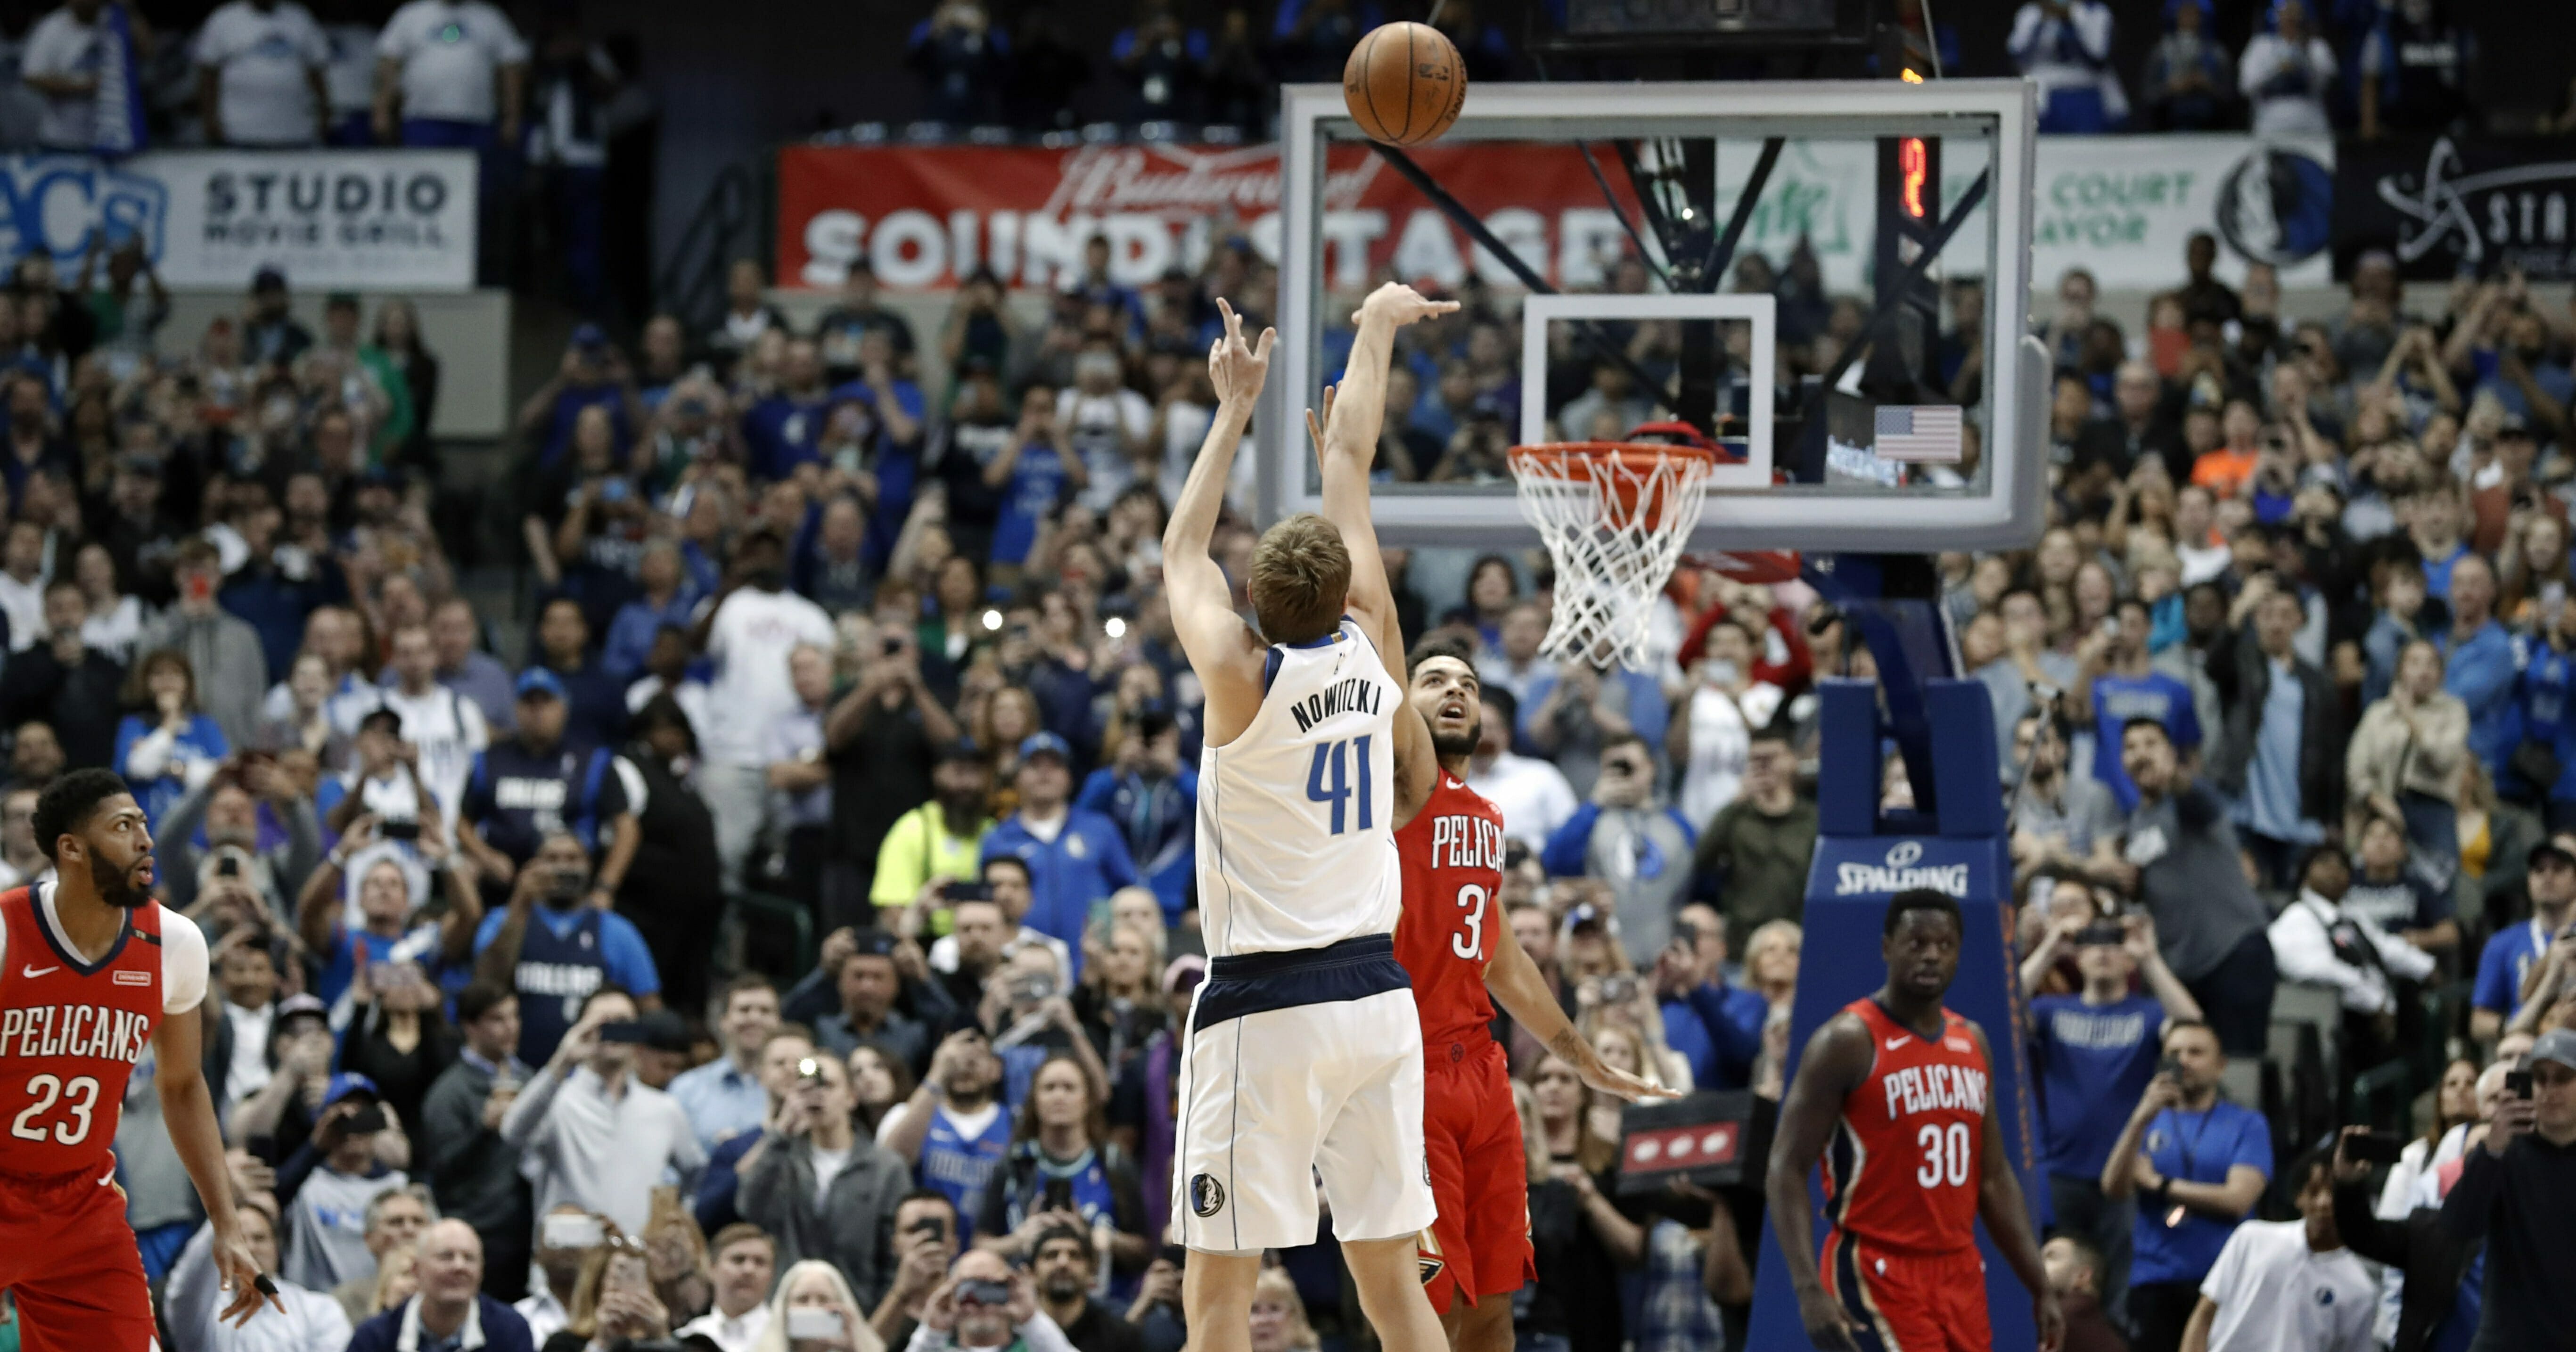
[776,141,1651,294]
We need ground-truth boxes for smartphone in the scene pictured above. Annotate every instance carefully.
[542,1213,605,1250]
[958,1278,1013,1307]
[1670,918,1698,949]
[2156,1054,2184,1082]
[1042,1177,1074,1213]
[908,1215,948,1239]
[598,1021,650,1045]
[944,882,992,903]
[2346,1131,2407,1166]
[2076,922,2127,947]
[882,635,906,657]
[380,819,420,842]
[2506,1070,2535,1099]
[1599,974,1639,1006]
[786,1308,846,1340]
[214,855,241,878]
[341,1105,388,1135]
[1012,973,1058,1004]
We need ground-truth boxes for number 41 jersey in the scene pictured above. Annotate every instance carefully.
[1196,616,1403,959]
[1824,998,1991,1254]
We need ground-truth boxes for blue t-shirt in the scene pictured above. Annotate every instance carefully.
[2092,670,2201,810]
[993,440,1070,567]
[315,923,447,1016]
[2128,1099,2271,1286]
[115,713,230,831]
[740,392,829,483]
[469,903,662,1062]
[2031,993,2164,1180]
[2473,919,2556,1018]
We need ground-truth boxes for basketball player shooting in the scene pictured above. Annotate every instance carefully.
[0,769,278,1349]
[1765,889,2060,1352]
[1158,295,1446,1352]
[1306,283,1675,1352]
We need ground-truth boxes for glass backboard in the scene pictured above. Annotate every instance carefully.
[1259,78,2045,556]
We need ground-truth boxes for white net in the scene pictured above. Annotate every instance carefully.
[1509,443,1718,671]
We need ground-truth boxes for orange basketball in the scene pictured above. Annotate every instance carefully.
[1342,22,1466,147]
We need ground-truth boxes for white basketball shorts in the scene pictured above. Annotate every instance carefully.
[1170,933,1436,1253]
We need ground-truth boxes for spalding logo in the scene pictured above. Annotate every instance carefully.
[1190,1173,1226,1218]
[1834,839,1970,897]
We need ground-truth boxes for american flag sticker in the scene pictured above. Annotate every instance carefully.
[1873,405,1964,463]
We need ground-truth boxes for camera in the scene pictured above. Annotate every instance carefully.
[381,819,420,842]
[1599,974,1639,1006]
[2346,1131,2406,1166]
[2076,921,2127,948]
[1012,972,1058,1004]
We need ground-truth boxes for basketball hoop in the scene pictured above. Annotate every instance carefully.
[1510,440,1799,669]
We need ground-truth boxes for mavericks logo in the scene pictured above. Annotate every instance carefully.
[1834,840,1970,897]
[1189,1172,1225,1218]
[2215,146,2333,269]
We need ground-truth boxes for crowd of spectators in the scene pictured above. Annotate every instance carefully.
[2011,0,2480,136]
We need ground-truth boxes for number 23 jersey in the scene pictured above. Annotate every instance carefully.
[1823,998,1990,1254]
[0,885,208,1177]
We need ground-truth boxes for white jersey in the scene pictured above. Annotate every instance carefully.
[1195,616,1402,957]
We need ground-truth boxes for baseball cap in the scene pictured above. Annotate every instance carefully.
[275,993,327,1026]
[1017,731,1072,763]
[935,737,985,766]
[2529,838,2576,872]
[570,322,609,352]
[356,707,404,738]
[322,1072,379,1107]
[2525,1028,2576,1074]
[251,266,287,294]
[516,668,566,702]
[633,1009,694,1055]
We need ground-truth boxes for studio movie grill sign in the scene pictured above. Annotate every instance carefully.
[1834,840,1970,897]
[199,165,452,248]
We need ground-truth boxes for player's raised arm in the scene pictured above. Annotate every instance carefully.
[1313,281,1457,664]
[1764,1014,1875,1352]
[1160,299,1274,742]
[1969,1024,2064,1352]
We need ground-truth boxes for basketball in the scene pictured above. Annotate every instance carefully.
[1342,22,1466,147]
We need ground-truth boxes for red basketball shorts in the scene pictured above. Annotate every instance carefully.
[0,1164,156,1352]
[1417,1038,1534,1311]
[1821,1230,1992,1352]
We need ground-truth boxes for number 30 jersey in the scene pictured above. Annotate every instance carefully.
[1823,999,1991,1254]
[0,884,207,1178]
[1196,616,1403,959]
[1395,772,1507,1050]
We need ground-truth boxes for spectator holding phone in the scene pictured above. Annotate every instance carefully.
[884,1029,1014,1241]
[2439,1030,2576,1350]
[279,1074,412,1295]
[873,1191,963,1347]
[501,986,706,1239]
[471,830,662,1064]
[2330,1123,2481,1352]
[2101,1020,2272,1352]
[871,741,995,941]
[296,812,483,1016]
[338,957,462,1147]
[554,1235,675,1351]
[2473,837,2573,1041]
[2032,908,2204,1331]
[162,754,322,919]
[911,1249,1075,1352]
[974,1053,1145,1279]
[739,1049,914,1309]
[760,1257,886,1352]
[815,930,934,1073]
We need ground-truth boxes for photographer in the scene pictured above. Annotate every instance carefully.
[979,943,1115,1106]
[501,988,706,1239]
[2100,1021,2272,1352]
[471,830,663,1064]
[2329,1124,2480,1352]
[2438,1030,2576,1349]
[973,1053,1146,1281]
[883,1030,1014,1240]
[1539,732,1694,957]
[2033,910,2204,1331]
[907,1250,1077,1352]
[296,812,483,1016]
[2007,705,2126,895]
[738,1050,914,1309]
[226,993,337,1161]
[816,931,935,1073]
[278,1075,412,1294]
[161,755,322,918]
[873,1190,963,1347]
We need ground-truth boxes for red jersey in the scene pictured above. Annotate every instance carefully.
[1821,998,1990,1254]
[1394,771,1508,1049]
[0,887,168,1179]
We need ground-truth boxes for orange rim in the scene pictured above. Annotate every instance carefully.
[1510,440,1721,534]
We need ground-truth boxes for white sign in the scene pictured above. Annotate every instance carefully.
[1704,133,2332,295]
[0,149,477,291]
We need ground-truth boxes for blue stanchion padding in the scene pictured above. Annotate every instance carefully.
[1744,671,2045,1349]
